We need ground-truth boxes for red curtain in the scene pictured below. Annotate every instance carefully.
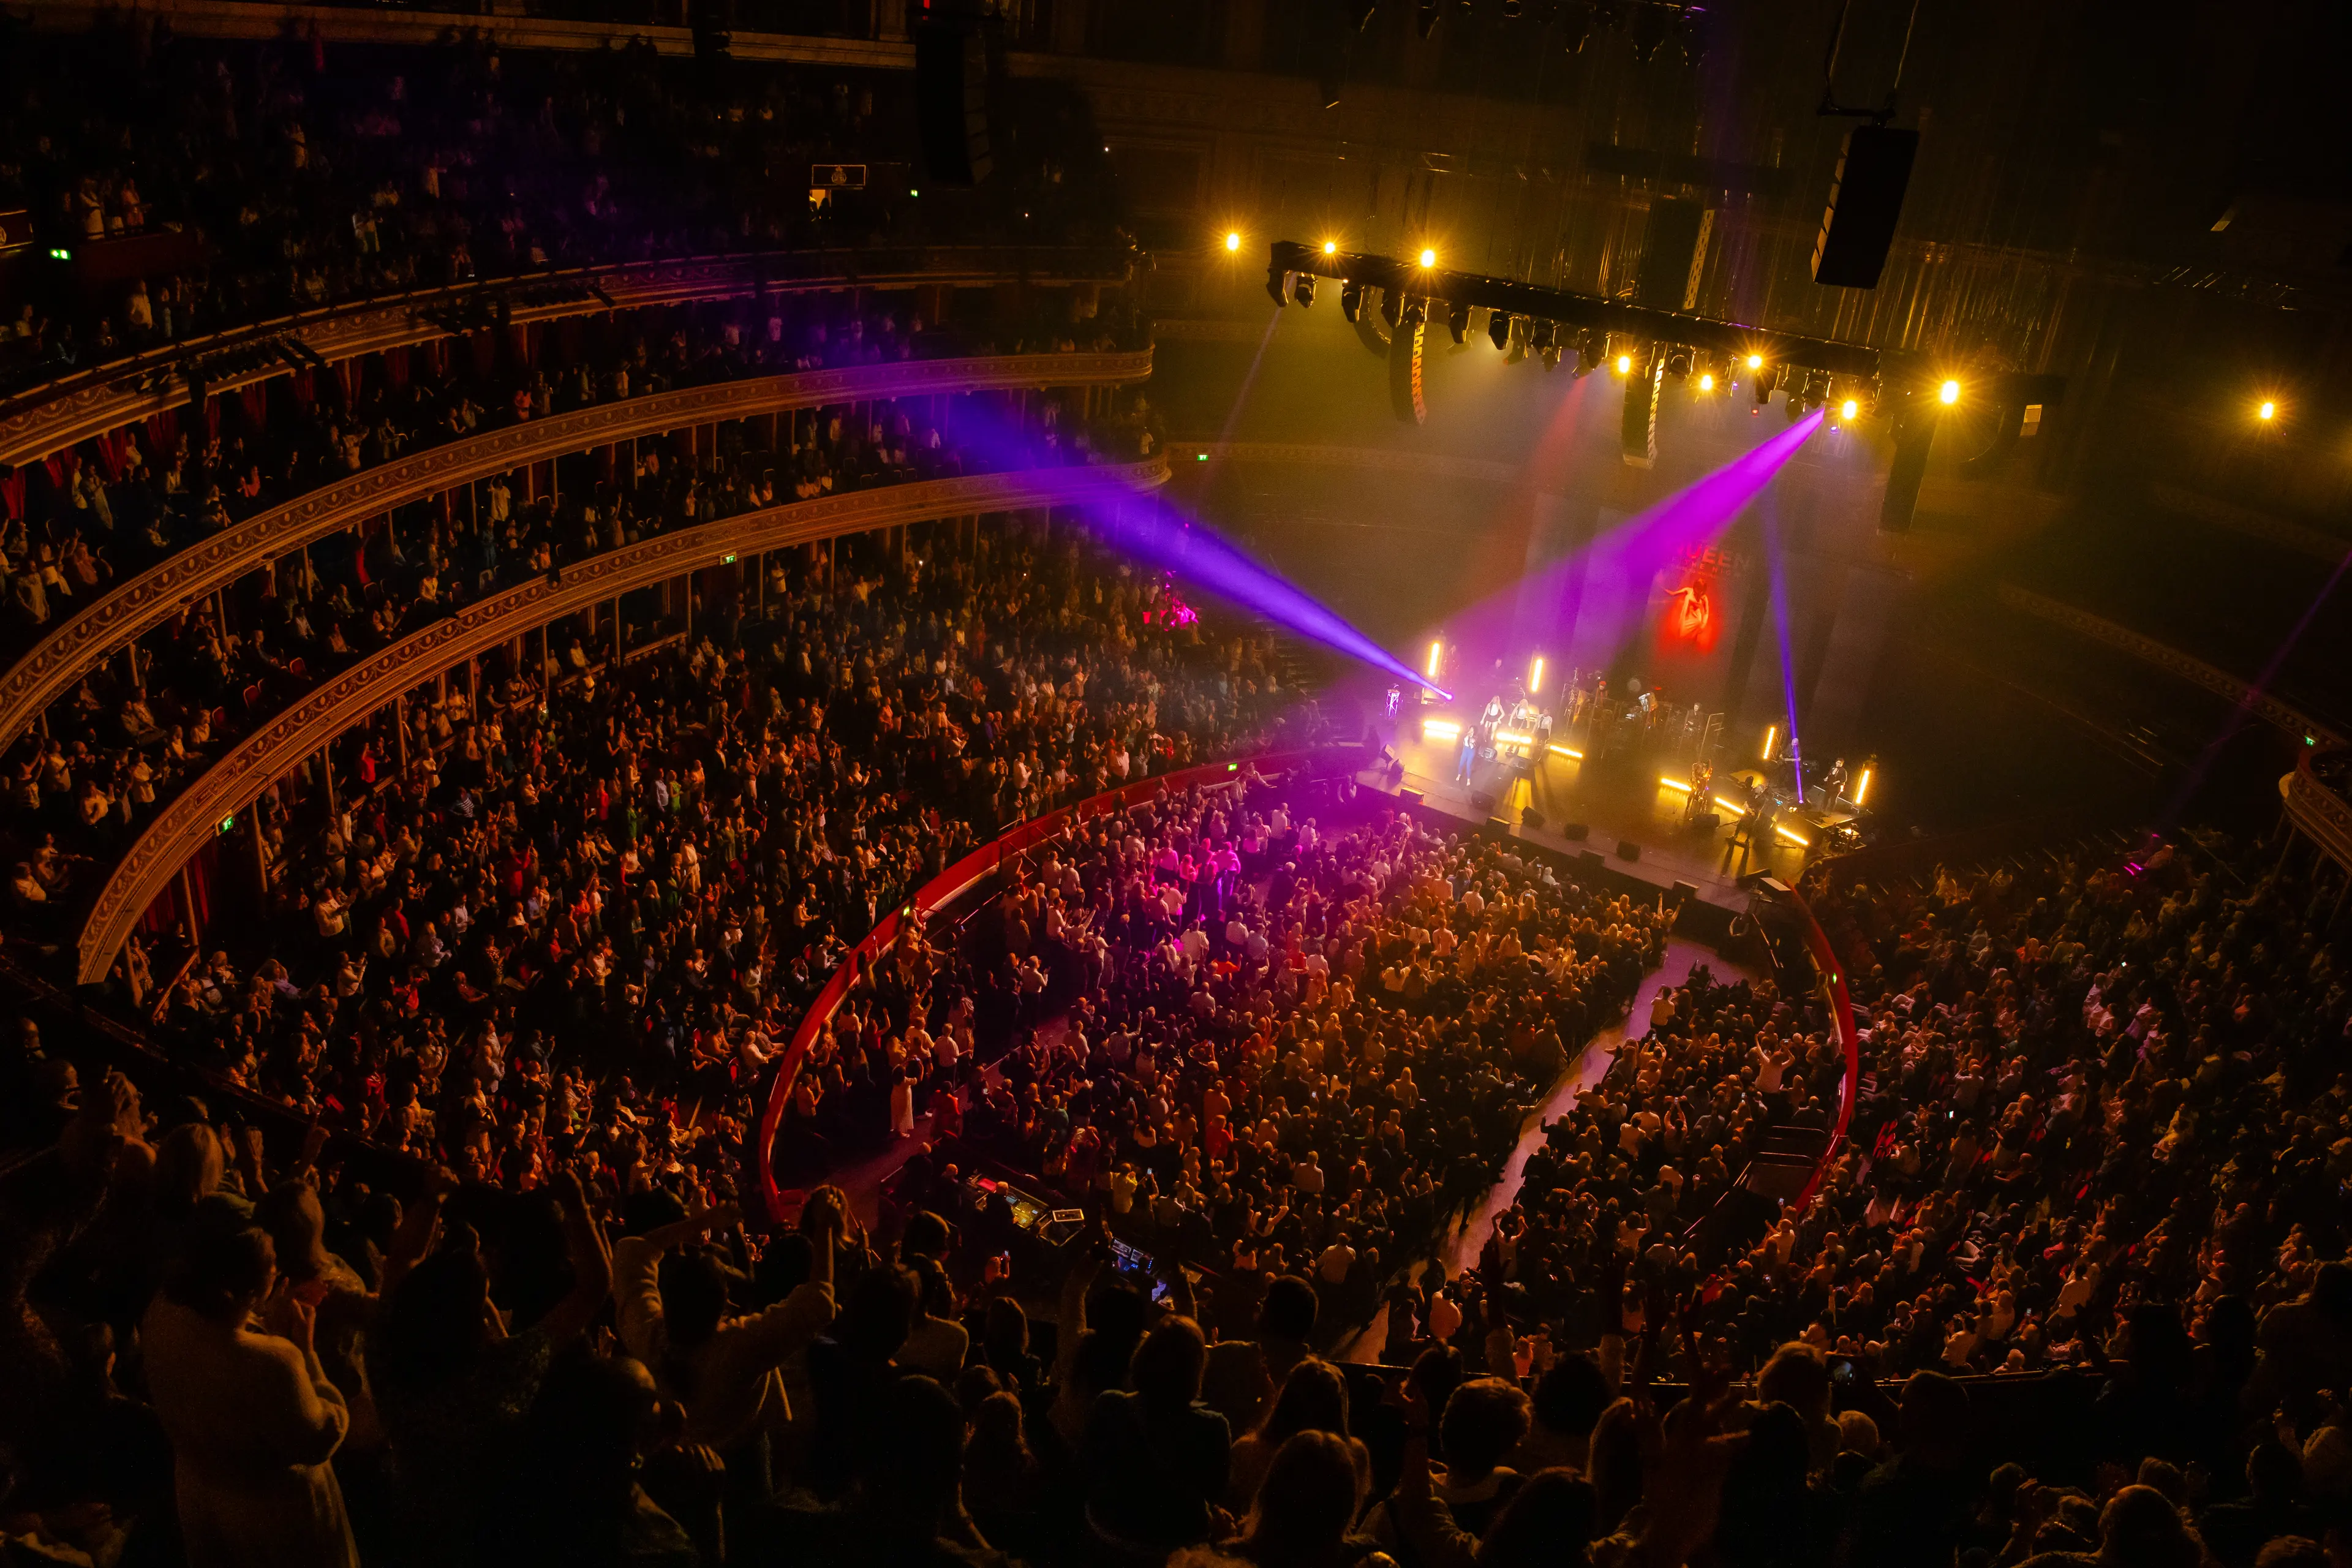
[383,346,409,387]
[138,884,178,940]
[0,469,24,521]
[202,396,221,440]
[91,431,132,481]
[289,368,317,409]
[239,383,268,428]
[146,408,180,451]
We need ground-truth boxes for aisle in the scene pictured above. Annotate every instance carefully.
[1338,935,1749,1363]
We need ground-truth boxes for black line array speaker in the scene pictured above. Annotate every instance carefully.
[1878,402,1937,532]
[1812,125,1918,289]
[1637,197,1714,311]
[916,23,993,186]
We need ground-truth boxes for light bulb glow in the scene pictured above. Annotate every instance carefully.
[1615,353,1634,375]
[1322,240,1338,255]
[1939,379,1961,405]
[1698,372,1716,391]
[2259,400,2277,421]
[1224,231,1242,252]
[1746,353,1764,370]
[1839,398,1859,420]
[1529,655,1545,694]
[1418,247,1437,268]
[1426,640,1443,679]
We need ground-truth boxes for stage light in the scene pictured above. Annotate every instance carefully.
[1381,288,1403,328]
[1422,718,1461,742]
[1576,330,1603,376]
[1530,320,1556,353]
[1615,352,1634,375]
[1550,744,1585,761]
[1224,231,1242,252]
[1659,775,1694,793]
[1762,723,1777,760]
[1322,239,1339,256]
[1293,273,1317,306]
[1529,654,1545,693]
[1265,268,1289,307]
[1488,310,1512,351]
[1348,0,1378,28]
[1839,398,1860,420]
[1419,247,1438,268]
[1495,729,1534,746]
[1698,372,1716,392]
[2259,399,2277,421]
[1775,824,1810,847]
[1667,351,1691,380]
[1939,378,1961,405]
[1426,639,1443,679]
[1713,796,1746,816]
[1401,296,1427,325]
[1416,0,1441,36]
[1341,281,1365,322]
[1446,300,1471,344]
[1854,767,1872,805]
[1746,353,1765,371]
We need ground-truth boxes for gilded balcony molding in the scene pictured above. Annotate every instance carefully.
[2287,750,2352,880]
[0,347,1152,750]
[76,456,1170,982]
[0,244,1137,472]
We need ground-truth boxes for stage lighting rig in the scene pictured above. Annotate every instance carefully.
[1416,0,1441,36]
[1628,1,1668,60]
[1265,266,1290,307]
[1294,273,1317,307]
[1559,0,1593,50]
[1276,241,1905,427]
[1348,0,1378,29]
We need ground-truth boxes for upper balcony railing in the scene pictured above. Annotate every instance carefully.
[0,244,1137,473]
[0,345,1154,752]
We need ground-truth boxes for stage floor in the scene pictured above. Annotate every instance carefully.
[1363,710,1812,911]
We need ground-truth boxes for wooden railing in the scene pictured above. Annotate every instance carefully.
[0,244,1137,470]
[753,745,1366,1223]
[0,347,1152,751]
[2287,745,2352,876]
[77,456,1172,982]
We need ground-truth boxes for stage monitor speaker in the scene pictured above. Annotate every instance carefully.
[1398,788,1424,807]
[1692,810,1722,832]
[1578,850,1606,873]
[1616,840,1642,862]
[1521,806,1546,830]
[1487,818,1513,835]
[1469,791,1497,813]
[1812,125,1918,289]
[1637,197,1714,312]
[915,23,993,186]
[1878,402,1937,532]
[1561,821,1590,841]
[1672,880,1700,901]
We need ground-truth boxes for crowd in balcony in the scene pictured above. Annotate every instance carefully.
[0,18,1123,390]
[0,301,1163,931]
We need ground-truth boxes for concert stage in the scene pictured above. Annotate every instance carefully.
[1362,707,1815,913]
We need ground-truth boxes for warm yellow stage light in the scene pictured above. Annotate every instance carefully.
[1550,745,1585,761]
[1323,240,1338,256]
[1422,719,1461,742]
[1224,232,1242,252]
[1615,353,1634,375]
[1659,775,1694,793]
[1854,767,1872,806]
[1776,824,1811,847]
[1939,379,1961,405]
[1762,724,1777,760]
[1840,398,1860,420]
[1426,640,1443,679]
[1746,353,1765,371]
[1419,247,1438,268]
[2259,400,2277,421]
[1698,373,1716,392]
[1529,655,1545,694]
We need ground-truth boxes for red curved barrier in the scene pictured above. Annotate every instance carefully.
[1784,885,1862,1217]
[753,745,1366,1223]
